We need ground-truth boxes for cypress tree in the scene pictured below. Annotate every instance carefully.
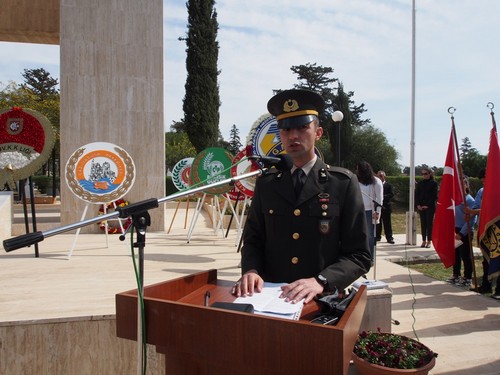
[182,0,220,152]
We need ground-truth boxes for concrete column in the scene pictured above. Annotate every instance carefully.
[60,0,165,232]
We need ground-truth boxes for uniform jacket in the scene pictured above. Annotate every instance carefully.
[241,158,371,292]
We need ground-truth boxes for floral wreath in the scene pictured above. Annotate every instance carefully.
[97,198,132,234]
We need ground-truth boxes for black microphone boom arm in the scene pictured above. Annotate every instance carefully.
[3,167,266,252]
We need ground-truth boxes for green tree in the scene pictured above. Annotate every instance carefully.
[459,137,487,177]
[288,63,372,167]
[402,165,442,176]
[20,68,59,100]
[165,131,197,172]
[343,125,400,175]
[181,0,220,152]
[169,119,186,132]
[228,124,242,154]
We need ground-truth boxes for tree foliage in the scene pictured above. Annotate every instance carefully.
[459,137,487,178]
[402,164,443,176]
[181,0,220,152]
[288,63,399,173]
[165,131,197,172]
[343,125,400,175]
[20,68,59,99]
[0,69,60,141]
[228,124,242,154]
[290,63,370,129]
[0,69,60,180]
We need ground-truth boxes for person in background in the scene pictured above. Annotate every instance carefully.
[445,176,476,287]
[465,169,499,297]
[355,161,383,262]
[234,89,371,304]
[415,167,438,248]
[375,170,395,244]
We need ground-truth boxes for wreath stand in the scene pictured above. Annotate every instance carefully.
[222,192,250,247]
[233,195,250,247]
[67,203,90,259]
[186,193,207,243]
[17,177,40,257]
[67,200,130,259]
[186,193,241,243]
[214,193,241,236]
[99,200,130,241]
[166,197,190,234]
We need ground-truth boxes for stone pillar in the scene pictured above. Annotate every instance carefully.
[60,0,165,232]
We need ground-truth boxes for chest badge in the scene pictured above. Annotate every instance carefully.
[319,220,331,235]
[318,193,330,203]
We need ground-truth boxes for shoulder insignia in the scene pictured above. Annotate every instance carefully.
[259,167,280,180]
[327,166,353,179]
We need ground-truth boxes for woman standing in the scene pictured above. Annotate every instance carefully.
[415,167,438,248]
[355,161,383,262]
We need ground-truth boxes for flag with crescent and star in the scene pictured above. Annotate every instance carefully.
[478,112,500,279]
[432,126,463,268]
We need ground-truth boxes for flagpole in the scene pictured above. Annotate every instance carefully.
[450,109,478,288]
[407,0,417,245]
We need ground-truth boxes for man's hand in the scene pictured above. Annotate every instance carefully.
[232,270,264,297]
[279,277,324,304]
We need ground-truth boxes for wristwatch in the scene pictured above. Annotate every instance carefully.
[315,274,329,292]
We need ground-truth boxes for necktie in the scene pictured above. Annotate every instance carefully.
[293,168,305,197]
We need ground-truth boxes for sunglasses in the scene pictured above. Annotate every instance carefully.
[421,172,429,176]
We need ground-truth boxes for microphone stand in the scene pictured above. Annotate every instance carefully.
[3,165,269,375]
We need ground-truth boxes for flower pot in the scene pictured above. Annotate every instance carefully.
[352,332,437,375]
[352,351,436,375]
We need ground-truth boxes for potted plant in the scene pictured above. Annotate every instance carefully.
[352,329,438,375]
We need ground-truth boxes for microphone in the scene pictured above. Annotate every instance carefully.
[247,154,292,170]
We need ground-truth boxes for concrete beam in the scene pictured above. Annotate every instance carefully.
[0,0,60,44]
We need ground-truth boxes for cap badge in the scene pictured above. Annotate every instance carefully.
[283,99,299,113]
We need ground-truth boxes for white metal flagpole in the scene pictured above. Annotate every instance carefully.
[407,0,417,245]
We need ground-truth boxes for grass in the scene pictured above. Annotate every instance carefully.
[391,207,408,235]
[410,259,484,283]
[391,208,494,296]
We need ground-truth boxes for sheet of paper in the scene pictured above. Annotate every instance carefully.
[233,282,304,319]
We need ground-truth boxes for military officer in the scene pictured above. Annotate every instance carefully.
[233,89,371,304]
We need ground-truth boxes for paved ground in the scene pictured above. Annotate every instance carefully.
[3,202,500,374]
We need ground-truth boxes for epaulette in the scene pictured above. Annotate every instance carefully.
[326,165,354,179]
[259,167,280,179]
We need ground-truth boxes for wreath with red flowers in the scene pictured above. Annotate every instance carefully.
[97,199,132,234]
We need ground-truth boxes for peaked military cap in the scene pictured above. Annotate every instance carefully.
[267,89,325,129]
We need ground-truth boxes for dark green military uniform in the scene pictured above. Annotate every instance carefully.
[241,158,371,292]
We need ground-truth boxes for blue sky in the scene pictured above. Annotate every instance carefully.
[1,0,499,169]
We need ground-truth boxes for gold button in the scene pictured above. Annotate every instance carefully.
[292,232,300,240]
[294,209,301,216]
[269,209,274,214]
[322,212,327,217]
[291,257,299,264]
[322,204,328,210]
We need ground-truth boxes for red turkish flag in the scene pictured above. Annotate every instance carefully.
[432,128,462,268]
[478,123,500,278]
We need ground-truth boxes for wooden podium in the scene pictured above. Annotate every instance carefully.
[116,269,367,375]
